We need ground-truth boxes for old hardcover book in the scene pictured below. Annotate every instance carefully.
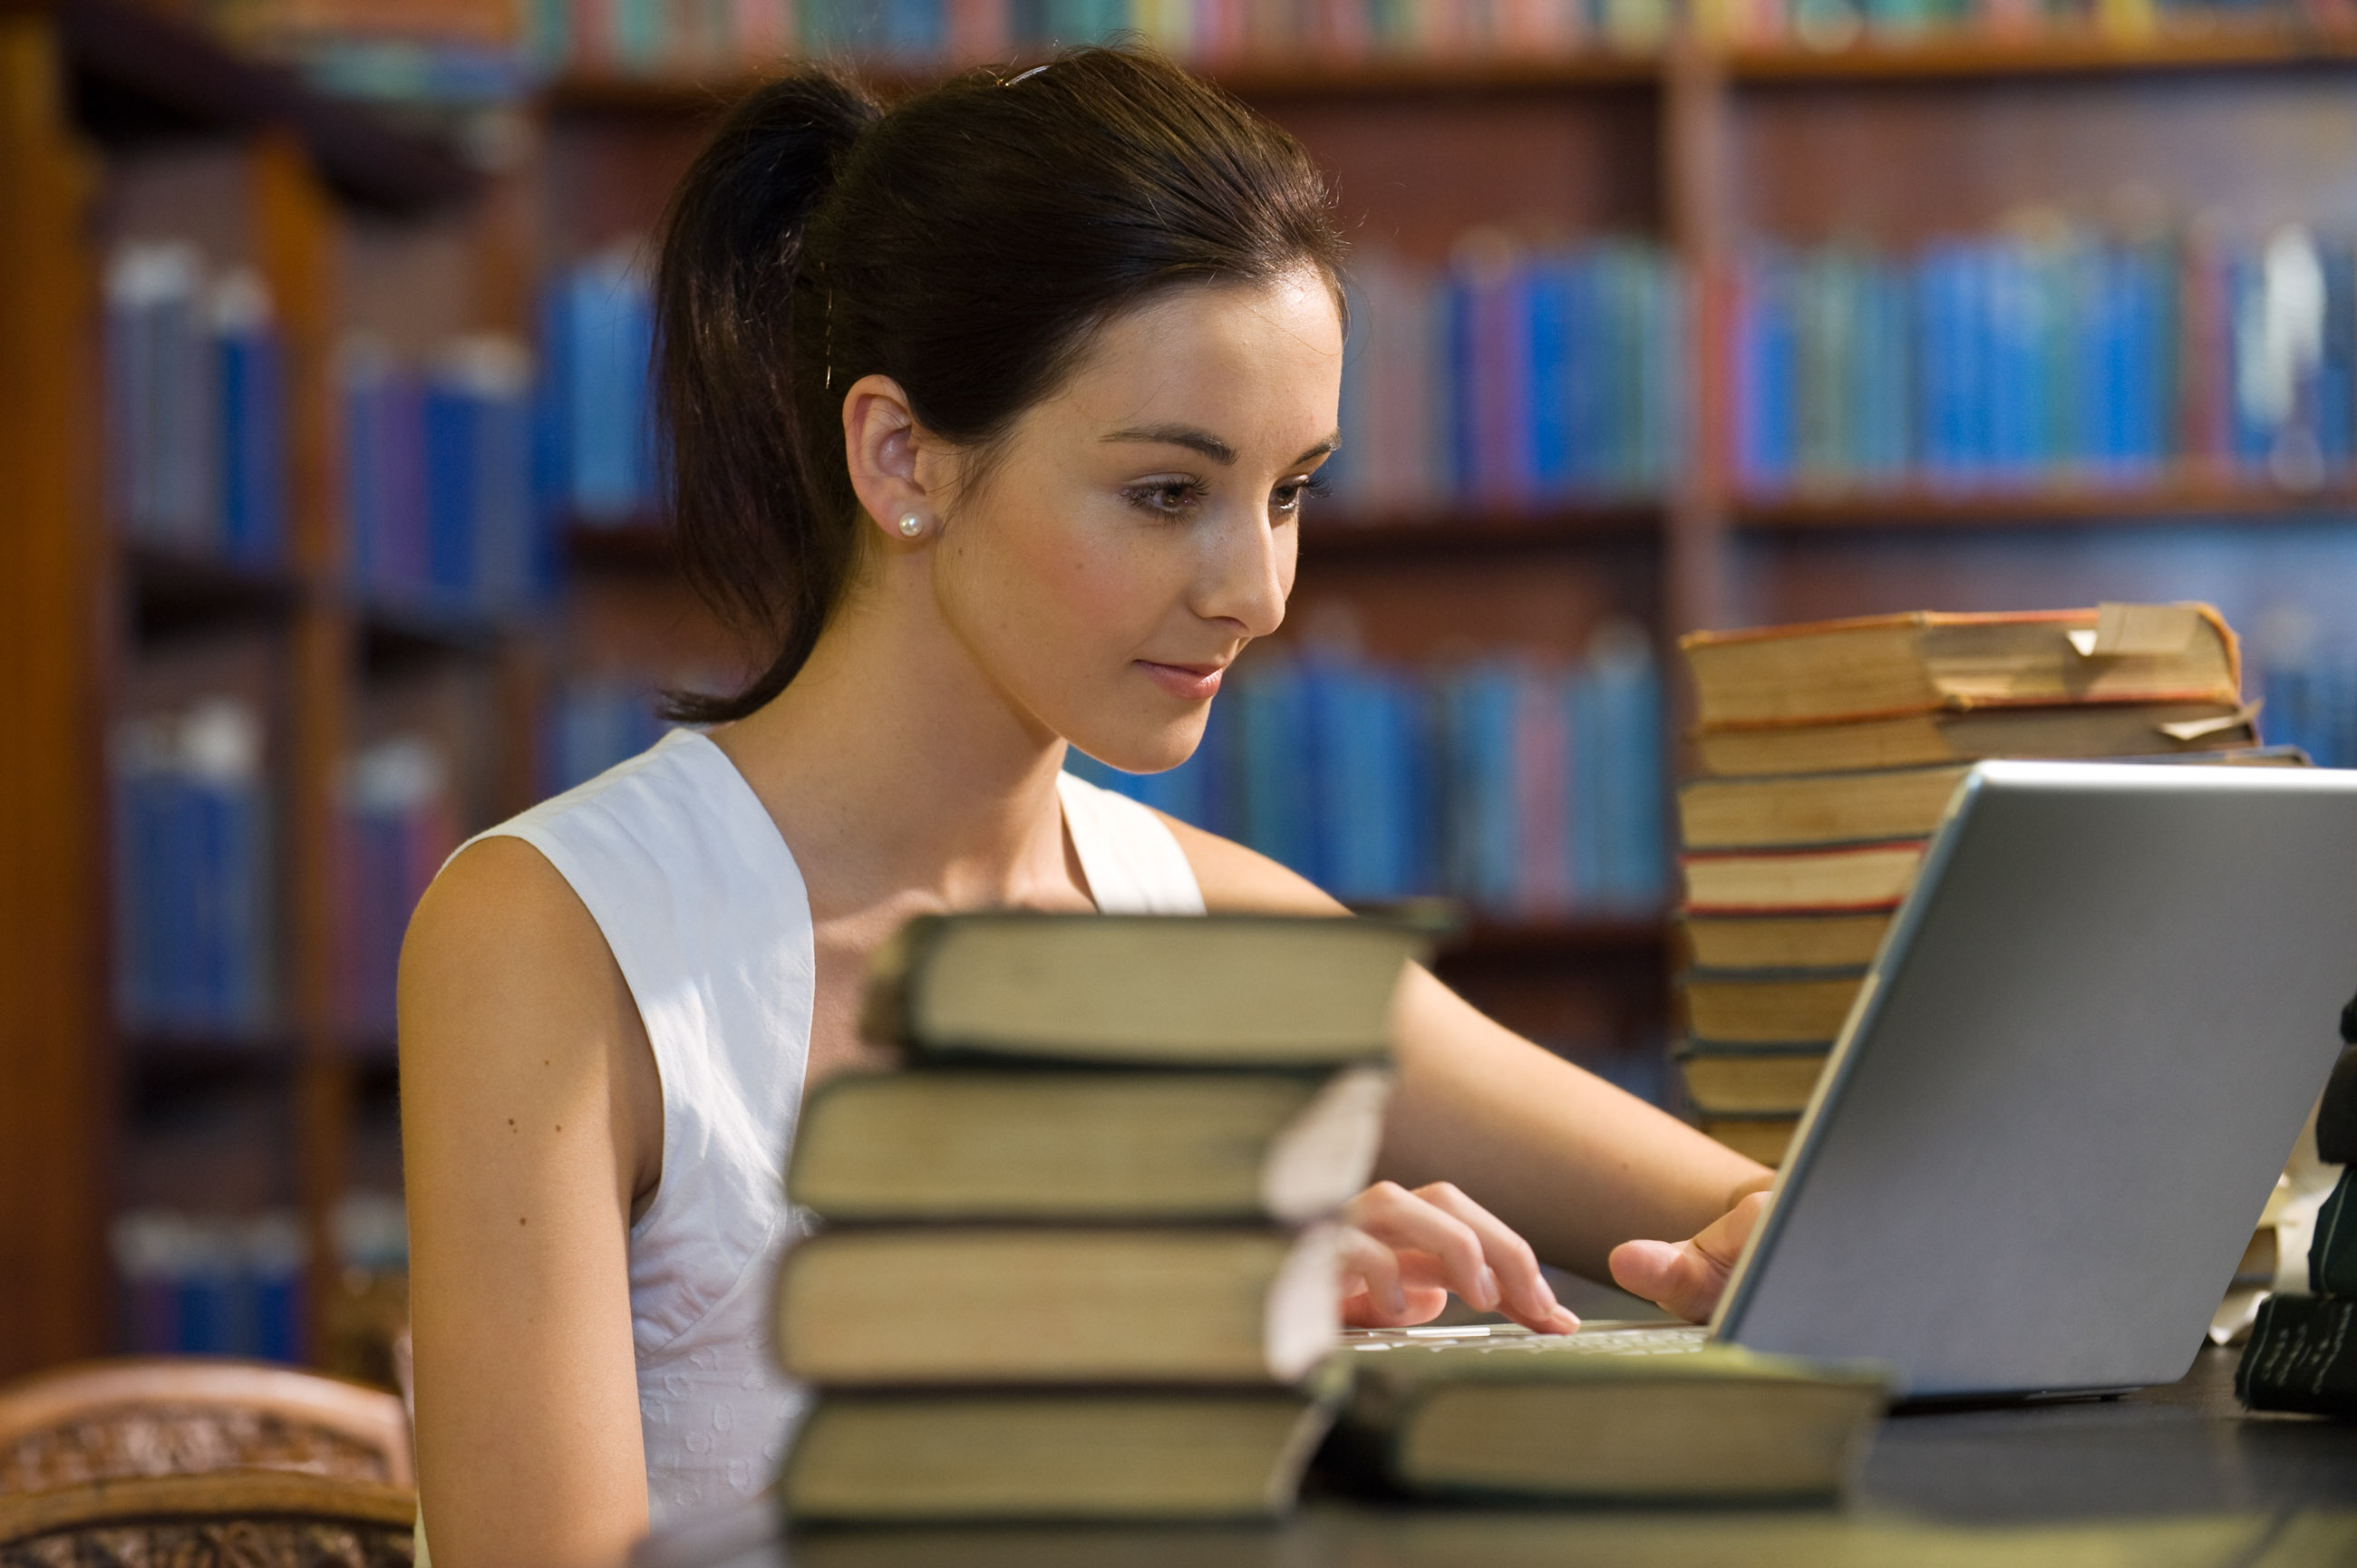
[1681,604,2240,729]
[1680,911,1894,971]
[1680,763,1971,850]
[1693,701,2257,778]
[781,1386,1338,1522]
[1334,1332,1887,1501]
[788,1066,1390,1224]
[859,913,1426,1067]
[1698,1114,1800,1166]
[774,1227,1339,1386]
[1681,841,1925,915]
[1679,747,2304,845]
[1678,1046,1832,1116]
[1682,973,1867,1046]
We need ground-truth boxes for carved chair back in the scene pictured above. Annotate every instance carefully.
[0,1360,413,1495]
[0,1469,415,1567]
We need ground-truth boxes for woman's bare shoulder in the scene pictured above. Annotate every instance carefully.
[1149,810,1348,916]
[400,834,642,1079]
[406,835,602,983]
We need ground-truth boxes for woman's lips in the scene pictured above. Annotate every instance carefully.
[1137,660,1225,701]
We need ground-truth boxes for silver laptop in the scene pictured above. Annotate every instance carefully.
[1372,760,2357,1399]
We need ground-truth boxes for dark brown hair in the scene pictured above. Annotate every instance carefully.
[654,47,1345,723]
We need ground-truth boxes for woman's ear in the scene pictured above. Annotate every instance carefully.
[841,373,944,545]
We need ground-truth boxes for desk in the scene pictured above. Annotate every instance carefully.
[640,1349,2357,1568]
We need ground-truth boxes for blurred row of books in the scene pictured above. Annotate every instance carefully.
[1068,632,1669,915]
[116,223,2357,590]
[1331,241,1684,517]
[112,1192,407,1363]
[175,0,2357,105]
[1738,222,2357,499]
[107,241,550,617]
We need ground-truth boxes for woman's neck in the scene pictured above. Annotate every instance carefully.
[705,564,1083,918]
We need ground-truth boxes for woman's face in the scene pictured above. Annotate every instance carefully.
[929,269,1343,773]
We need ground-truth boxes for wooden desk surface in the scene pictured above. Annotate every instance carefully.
[643,1347,2357,1568]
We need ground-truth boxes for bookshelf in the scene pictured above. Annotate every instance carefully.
[10,0,2357,1377]
[0,0,520,1379]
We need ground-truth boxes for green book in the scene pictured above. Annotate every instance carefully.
[859,913,1427,1069]
[2236,1292,2357,1416]
[2311,1168,2357,1297]
[1332,1332,1889,1503]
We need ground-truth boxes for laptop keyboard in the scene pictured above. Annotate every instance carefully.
[1342,1321,1711,1357]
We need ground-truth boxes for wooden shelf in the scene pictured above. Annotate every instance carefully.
[125,1040,296,1115]
[358,597,512,667]
[541,53,1663,116]
[1307,503,1663,556]
[57,0,475,211]
[1440,915,1670,963]
[537,23,2357,118]
[1726,23,2357,83]
[564,518,675,571]
[562,508,1658,568]
[1733,481,2357,530]
[128,542,300,634]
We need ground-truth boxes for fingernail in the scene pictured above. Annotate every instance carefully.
[1387,1282,1408,1316]
[1475,1267,1500,1310]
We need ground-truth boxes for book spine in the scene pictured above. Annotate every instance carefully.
[2236,1292,2357,1415]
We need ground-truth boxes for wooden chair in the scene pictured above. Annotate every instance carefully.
[0,1469,414,1567]
[0,1360,414,1495]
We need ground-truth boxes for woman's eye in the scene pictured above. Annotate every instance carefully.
[1273,475,1330,517]
[1126,480,1202,516]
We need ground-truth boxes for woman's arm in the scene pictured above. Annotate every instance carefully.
[399,837,664,1568]
[1162,816,1771,1320]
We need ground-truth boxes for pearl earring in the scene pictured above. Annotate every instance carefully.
[897,512,926,538]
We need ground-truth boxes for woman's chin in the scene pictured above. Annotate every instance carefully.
[1063,723,1205,779]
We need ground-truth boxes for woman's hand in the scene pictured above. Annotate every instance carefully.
[1606,1185,1774,1323]
[1336,1180,1582,1335]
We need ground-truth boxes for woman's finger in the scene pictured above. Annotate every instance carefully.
[1343,1182,1499,1312]
[1607,1191,1771,1322]
[1334,1225,1448,1327]
[1412,1182,1579,1335]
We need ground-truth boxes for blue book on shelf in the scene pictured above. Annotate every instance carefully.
[1983,241,2045,486]
[1236,665,1319,885]
[1560,252,1611,496]
[1438,666,1518,912]
[1736,251,1796,493]
[1527,254,1578,499]
[2322,247,2355,473]
[1442,273,1480,504]
[423,379,480,603]
[216,327,286,564]
[2225,247,2272,475]
[1850,257,1907,487]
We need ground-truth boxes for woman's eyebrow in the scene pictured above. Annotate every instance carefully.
[1101,427,1343,467]
[1103,424,1237,464]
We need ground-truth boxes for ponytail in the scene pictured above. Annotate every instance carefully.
[654,50,1343,725]
[655,70,880,724]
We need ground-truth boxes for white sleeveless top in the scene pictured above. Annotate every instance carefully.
[466,729,1206,1521]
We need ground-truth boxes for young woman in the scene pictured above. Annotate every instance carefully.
[401,48,1771,1568]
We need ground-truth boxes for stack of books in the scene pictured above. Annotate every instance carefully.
[772,912,1424,1523]
[1672,603,2269,1165]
